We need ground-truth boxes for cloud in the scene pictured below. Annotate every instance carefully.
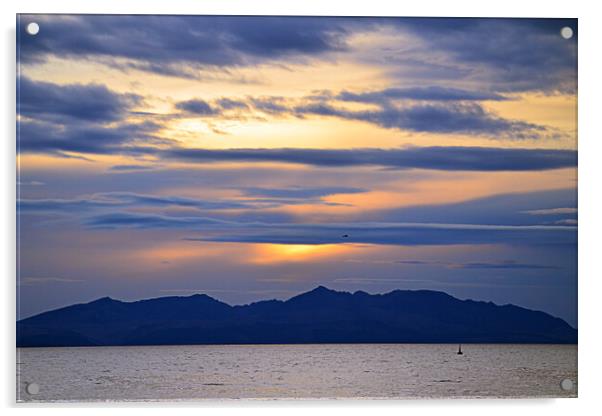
[18,119,164,156]
[181,221,576,247]
[448,261,561,270]
[47,189,576,248]
[108,165,157,172]
[17,78,168,157]
[176,90,550,138]
[84,212,234,229]
[18,76,141,123]
[175,99,220,116]
[523,207,578,215]
[100,192,256,210]
[392,259,560,270]
[216,98,250,110]
[337,86,509,102]
[17,180,45,186]
[554,219,578,225]
[294,101,546,138]
[164,146,576,172]
[249,97,291,114]
[19,15,349,78]
[393,18,577,93]
[19,187,356,216]
[49,198,577,247]
[18,16,576,93]
[175,97,254,120]
[19,277,84,286]
[19,192,255,213]
[239,186,366,199]
[75,208,576,247]
[369,188,577,226]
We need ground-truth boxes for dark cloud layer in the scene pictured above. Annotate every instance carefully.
[337,86,509,103]
[18,187,362,215]
[19,15,348,78]
[73,209,577,247]
[17,77,167,157]
[294,101,545,138]
[19,16,576,93]
[18,192,251,213]
[185,222,575,247]
[391,18,577,93]
[175,99,220,116]
[20,185,577,248]
[85,212,231,229]
[18,119,162,156]
[394,259,560,270]
[18,76,141,123]
[39,187,575,248]
[175,89,549,138]
[165,146,576,172]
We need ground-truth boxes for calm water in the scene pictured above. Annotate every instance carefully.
[17,344,577,401]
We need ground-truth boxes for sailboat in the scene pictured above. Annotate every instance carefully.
[457,344,463,355]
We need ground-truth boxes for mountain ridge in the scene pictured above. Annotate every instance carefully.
[17,286,577,347]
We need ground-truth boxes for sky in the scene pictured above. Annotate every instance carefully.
[16,15,578,326]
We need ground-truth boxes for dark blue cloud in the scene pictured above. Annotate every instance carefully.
[18,197,119,212]
[84,212,233,229]
[22,187,577,247]
[108,165,157,172]
[18,16,576,93]
[19,15,349,78]
[184,222,576,247]
[294,102,545,138]
[394,259,560,270]
[18,119,163,156]
[18,188,354,216]
[102,192,254,210]
[394,18,577,93]
[216,98,250,110]
[17,77,167,157]
[76,209,577,247]
[64,188,577,247]
[248,97,290,114]
[19,192,259,213]
[175,99,219,116]
[337,86,509,102]
[451,261,561,270]
[164,146,576,172]
[187,92,547,138]
[18,76,140,123]
[176,88,549,137]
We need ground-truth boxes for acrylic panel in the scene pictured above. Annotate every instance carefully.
[16,15,578,402]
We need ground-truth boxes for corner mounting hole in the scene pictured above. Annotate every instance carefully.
[26,22,40,36]
[560,378,574,391]
[560,26,573,40]
[26,382,40,395]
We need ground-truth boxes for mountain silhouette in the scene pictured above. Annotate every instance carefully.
[17,287,577,347]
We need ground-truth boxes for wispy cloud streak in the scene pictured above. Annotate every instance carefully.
[165,146,576,171]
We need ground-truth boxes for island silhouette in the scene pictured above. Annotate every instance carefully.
[17,286,577,347]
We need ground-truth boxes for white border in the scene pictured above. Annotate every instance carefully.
[3,1,601,414]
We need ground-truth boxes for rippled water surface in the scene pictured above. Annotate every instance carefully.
[17,344,577,401]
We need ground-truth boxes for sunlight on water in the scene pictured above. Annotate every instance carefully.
[17,344,577,401]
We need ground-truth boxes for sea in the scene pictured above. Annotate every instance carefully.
[16,344,577,402]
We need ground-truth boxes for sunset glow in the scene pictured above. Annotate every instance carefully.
[17,15,577,327]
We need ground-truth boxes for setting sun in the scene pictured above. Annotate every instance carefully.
[251,243,352,264]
